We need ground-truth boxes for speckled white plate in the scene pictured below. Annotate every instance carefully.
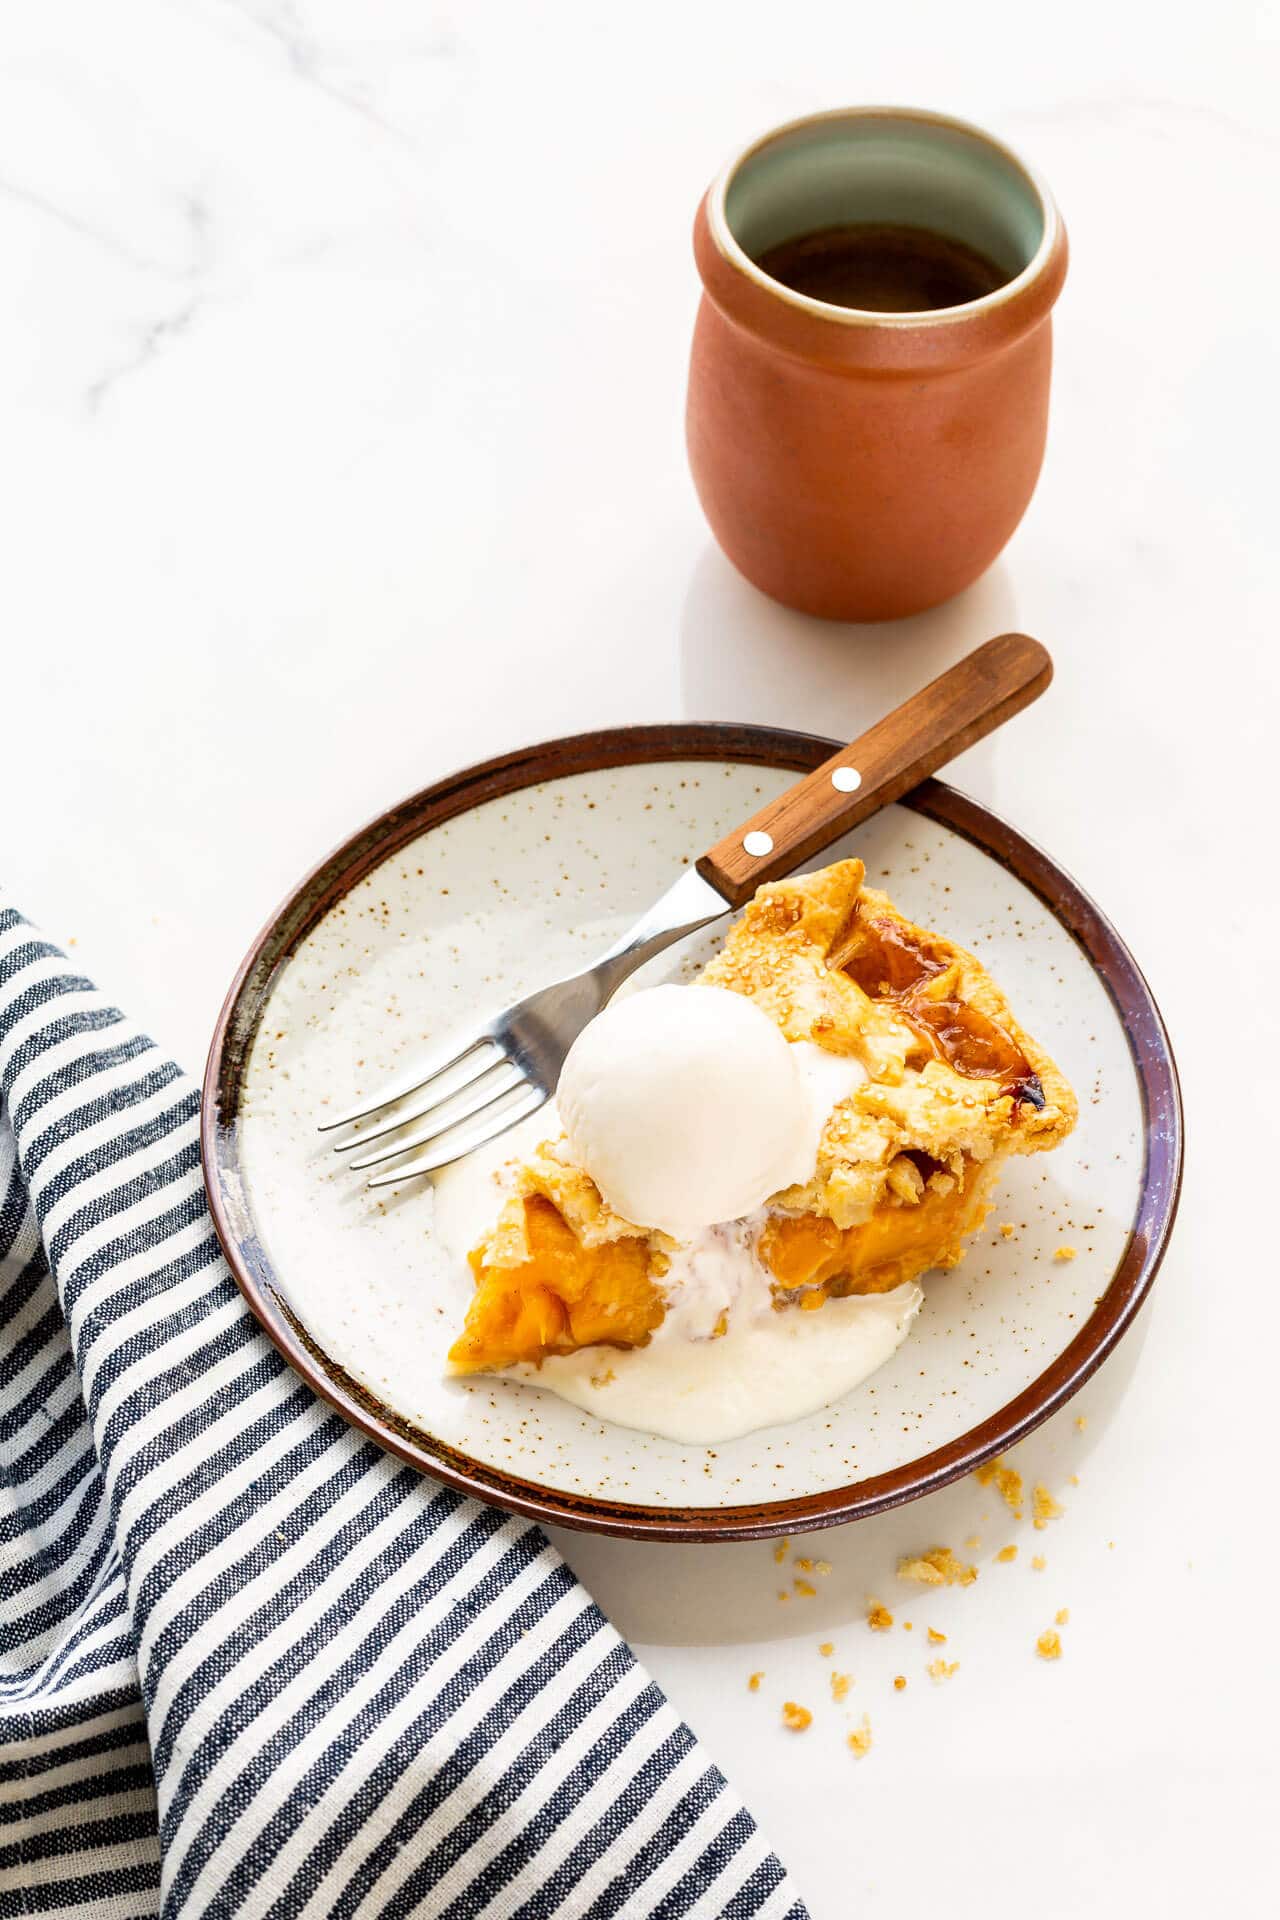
[202,725,1181,1539]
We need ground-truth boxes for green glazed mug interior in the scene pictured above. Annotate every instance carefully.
[715,107,1055,320]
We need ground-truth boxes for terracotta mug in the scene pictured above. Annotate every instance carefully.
[687,107,1068,621]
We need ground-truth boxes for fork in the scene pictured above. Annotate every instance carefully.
[320,633,1051,1187]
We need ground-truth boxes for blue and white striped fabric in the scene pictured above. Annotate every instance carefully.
[0,900,807,1920]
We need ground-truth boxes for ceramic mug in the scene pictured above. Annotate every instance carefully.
[687,108,1068,621]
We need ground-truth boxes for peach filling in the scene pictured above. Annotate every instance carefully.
[836,914,1044,1107]
[448,1195,662,1373]
[760,1159,990,1302]
[452,1153,994,1372]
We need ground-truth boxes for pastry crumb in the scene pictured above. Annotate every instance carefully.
[1032,1484,1063,1530]
[867,1603,894,1631]
[926,1627,947,1645]
[830,1671,853,1702]
[1036,1630,1062,1661]
[848,1716,873,1756]
[815,1560,832,1576]
[1055,1608,1070,1626]
[748,1672,764,1692]
[818,1642,835,1658]
[903,1620,913,1630]
[777,1590,792,1603]
[964,1533,981,1549]
[897,1547,977,1588]
[927,1659,960,1682]
[1068,1473,1080,1487]
[795,1556,814,1572]
[974,1458,1024,1517]
[893,1675,907,1691]
[1075,1416,1088,1431]
[994,1545,1018,1564]
[782,1701,812,1731]
[999,1222,1015,1238]
[794,1578,817,1598]
[1054,1244,1078,1261]
[773,1540,788,1564]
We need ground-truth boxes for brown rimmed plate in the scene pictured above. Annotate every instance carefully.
[202,724,1181,1541]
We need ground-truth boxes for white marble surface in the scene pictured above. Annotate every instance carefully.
[4,5,1276,1914]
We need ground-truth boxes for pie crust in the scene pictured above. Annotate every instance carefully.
[448,859,1076,1372]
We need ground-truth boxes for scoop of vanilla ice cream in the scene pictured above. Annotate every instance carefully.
[556,983,815,1239]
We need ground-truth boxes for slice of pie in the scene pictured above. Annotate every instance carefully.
[447,858,1076,1374]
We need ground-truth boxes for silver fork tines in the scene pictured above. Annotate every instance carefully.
[321,866,729,1189]
[318,1033,499,1134]
[346,1058,523,1172]
[330,1043,503,1155]
[364,1084,547,1190]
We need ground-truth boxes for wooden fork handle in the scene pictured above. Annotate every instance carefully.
[696,632,1052,908]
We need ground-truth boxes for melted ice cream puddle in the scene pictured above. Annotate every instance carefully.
[433,1042,923,1445]
[521,1246,921,1446]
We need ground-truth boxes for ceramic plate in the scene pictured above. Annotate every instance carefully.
[202,725,1181,1540]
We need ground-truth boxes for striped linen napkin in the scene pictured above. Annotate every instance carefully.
[0,900,808,1920]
